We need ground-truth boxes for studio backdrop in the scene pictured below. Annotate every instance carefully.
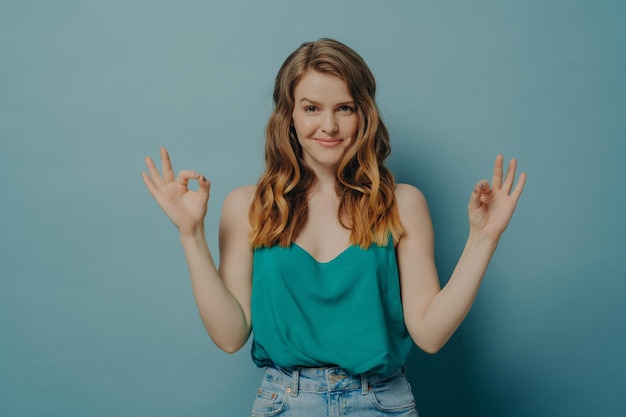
[1,1,624,416]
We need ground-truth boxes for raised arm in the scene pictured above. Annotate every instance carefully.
[142,148,254,353]
[396,155,526,353]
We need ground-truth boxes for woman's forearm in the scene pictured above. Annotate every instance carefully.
[417,232,498,353]
[179,230,250,353]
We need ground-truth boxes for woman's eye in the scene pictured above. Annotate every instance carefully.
[304,106,317,112]
[339,105,354,113]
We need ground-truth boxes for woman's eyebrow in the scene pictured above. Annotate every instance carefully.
[299,97,355,106]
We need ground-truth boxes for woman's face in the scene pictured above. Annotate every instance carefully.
[291,70,359,172]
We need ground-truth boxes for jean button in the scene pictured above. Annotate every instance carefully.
[329,374,345,383]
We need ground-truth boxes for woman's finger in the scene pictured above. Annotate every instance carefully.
[502,158,517,194]
[160,147,176,182]
[197,174,212,198]
[510,171,527,201]
[468,179,489,211]
[144,156,164,185]
[492,154,504,190]
[141,171,158,197]
[176,170,201,189]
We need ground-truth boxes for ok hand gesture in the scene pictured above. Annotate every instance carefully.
[468,155,527,242]
[142,148,211,236]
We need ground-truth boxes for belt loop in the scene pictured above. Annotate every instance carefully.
[361,373,369,395]
[290,368,300,397]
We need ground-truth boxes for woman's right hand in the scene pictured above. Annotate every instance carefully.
[142,147,211,237]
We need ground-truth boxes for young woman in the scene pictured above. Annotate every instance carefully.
[142,38,526,416]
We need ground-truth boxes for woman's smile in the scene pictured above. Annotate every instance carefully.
[313,137,343,147]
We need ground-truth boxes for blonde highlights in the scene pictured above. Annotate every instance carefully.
[249,39,403,248]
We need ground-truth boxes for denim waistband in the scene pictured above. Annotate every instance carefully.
[263,364,404,397]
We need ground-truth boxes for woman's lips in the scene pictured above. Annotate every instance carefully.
[314,138,342,147]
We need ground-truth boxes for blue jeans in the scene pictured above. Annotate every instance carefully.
[251,365,418,416]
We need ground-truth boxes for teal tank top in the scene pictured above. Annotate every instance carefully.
[250,236,413,376]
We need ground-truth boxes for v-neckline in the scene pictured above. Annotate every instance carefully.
[291,242,355,265]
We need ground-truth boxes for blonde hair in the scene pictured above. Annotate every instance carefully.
[249,38,403,248]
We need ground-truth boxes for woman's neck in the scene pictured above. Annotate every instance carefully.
[310,168,339,197]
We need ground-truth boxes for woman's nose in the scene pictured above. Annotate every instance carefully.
[321,113,338,134]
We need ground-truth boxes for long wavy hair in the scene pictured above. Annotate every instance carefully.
[249,38,403,248]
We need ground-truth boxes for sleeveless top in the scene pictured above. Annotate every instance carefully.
[250,236,413,376]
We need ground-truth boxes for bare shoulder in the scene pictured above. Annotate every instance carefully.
[395,183,428,214]
[223,185,257,208]
[221,185,257,227]
[394,183,432,242]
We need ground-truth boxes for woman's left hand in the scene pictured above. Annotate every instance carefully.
[468,155,527,242]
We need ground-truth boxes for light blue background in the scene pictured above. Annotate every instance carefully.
[1,1,624,416]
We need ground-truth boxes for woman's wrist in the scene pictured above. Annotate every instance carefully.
[467,229,499,251]
[179,226,206,243]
